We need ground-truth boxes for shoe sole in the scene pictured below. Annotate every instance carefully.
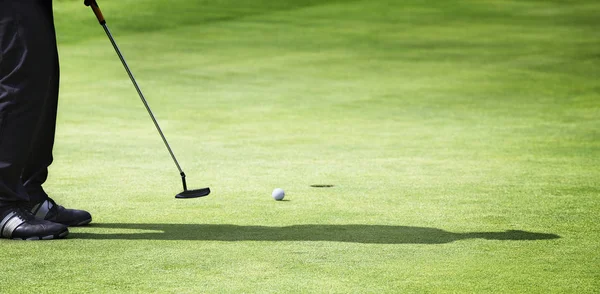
[47,217,92,227]
[70,218,92,227]
[11,229,69,241]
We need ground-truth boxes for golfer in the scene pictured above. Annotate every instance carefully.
[0,1,91,240]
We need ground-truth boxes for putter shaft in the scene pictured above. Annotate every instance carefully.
[85,0,210,198]
[100,24,185,175]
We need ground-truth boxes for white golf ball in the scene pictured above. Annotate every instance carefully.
[272,188,285,201]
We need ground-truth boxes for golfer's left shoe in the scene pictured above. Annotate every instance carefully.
[30,198,92,227]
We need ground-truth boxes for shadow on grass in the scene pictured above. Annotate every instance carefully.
[73,224,560,244]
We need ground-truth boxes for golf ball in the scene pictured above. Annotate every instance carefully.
[272,188,285,201]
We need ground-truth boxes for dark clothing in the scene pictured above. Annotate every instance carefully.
[0,0,59,206]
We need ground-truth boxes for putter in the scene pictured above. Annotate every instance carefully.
[84,0,210,199]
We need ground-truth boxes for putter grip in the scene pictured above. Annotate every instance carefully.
[84,0,106,24]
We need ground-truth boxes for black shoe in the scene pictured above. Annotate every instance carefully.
[0,207,68,240]
[30,198,92,227]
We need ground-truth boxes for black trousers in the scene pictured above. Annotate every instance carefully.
[0,0,59,206]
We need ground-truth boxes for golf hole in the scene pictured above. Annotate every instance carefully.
[310,184,334,188]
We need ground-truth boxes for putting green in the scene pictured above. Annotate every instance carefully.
[1,0,598,292]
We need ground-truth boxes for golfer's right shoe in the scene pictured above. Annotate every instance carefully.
[0,207,68,240]
[30,198,92,227]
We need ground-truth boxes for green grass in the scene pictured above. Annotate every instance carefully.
[2,0,599,292]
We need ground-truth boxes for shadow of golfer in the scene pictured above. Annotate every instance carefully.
[73,224,560,244]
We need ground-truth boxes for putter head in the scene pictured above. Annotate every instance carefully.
[175,187,211,199]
